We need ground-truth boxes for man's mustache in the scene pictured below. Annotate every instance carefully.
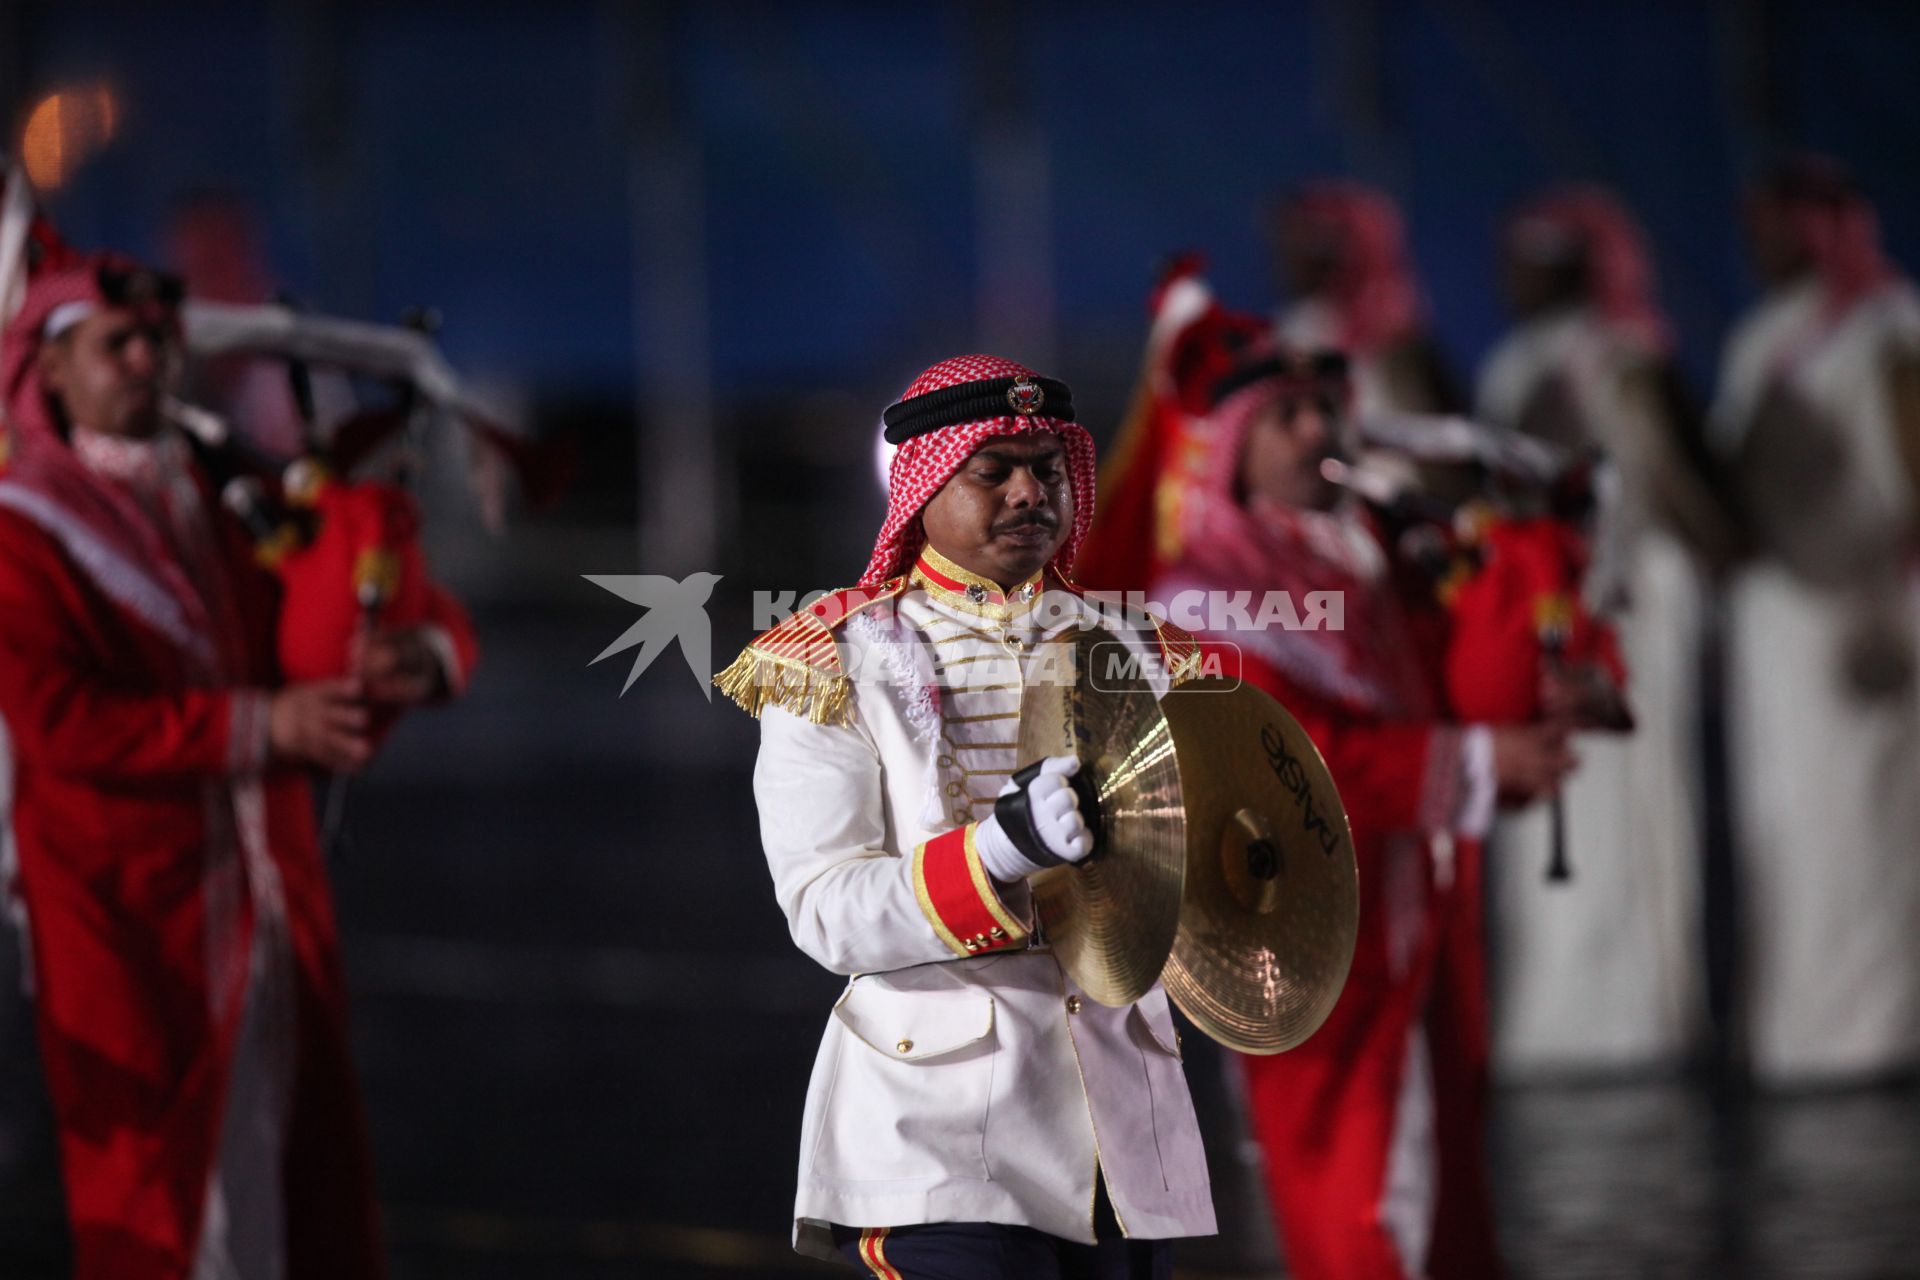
[992,513,1058,535]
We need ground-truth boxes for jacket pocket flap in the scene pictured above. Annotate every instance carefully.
[835,983,995,1062]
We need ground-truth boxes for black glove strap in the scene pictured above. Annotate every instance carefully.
[993,760,1104,869]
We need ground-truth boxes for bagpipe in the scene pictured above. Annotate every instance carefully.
[1333,411,1629,723]
[164,298,565,726]
[166,301,573,850]
[1329,411,1633,882]
[172,317,439,714]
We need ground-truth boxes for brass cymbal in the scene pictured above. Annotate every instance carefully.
[1016,627,1187,1008]
[1159,680,1358,1054]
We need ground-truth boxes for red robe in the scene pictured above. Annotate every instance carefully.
[0,469,387,1279]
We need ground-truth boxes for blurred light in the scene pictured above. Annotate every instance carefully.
[874,425,895,495]
[20,84,119,191]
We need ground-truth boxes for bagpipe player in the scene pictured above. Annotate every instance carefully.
[0,249,476,1278]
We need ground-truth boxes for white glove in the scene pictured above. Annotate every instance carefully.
[974,755,1095,882]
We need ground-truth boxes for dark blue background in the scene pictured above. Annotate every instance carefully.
[21,1,1920,402]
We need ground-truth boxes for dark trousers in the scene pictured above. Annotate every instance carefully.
[831,1180,1172,1280]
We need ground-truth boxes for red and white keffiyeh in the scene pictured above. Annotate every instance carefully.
[1748,155,1897,318]
[860,353,1097,587]
[0,253,219,666]
[1507,185,1673,355]
[1274,181,1426,357]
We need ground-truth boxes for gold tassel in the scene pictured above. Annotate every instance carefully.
[712,646,853,726]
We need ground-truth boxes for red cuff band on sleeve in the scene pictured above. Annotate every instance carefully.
[912,825,1029,957]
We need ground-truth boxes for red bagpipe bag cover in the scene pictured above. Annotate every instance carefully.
[272,480,436,739]
[1440,514,1625,724]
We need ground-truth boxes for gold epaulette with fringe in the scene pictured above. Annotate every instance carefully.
[1152,616,1205,687]
[712,578,906,726]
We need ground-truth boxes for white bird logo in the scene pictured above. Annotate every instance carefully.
[585,572,724,697]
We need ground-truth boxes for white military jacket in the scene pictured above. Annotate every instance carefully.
[719,547,1217,1258]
